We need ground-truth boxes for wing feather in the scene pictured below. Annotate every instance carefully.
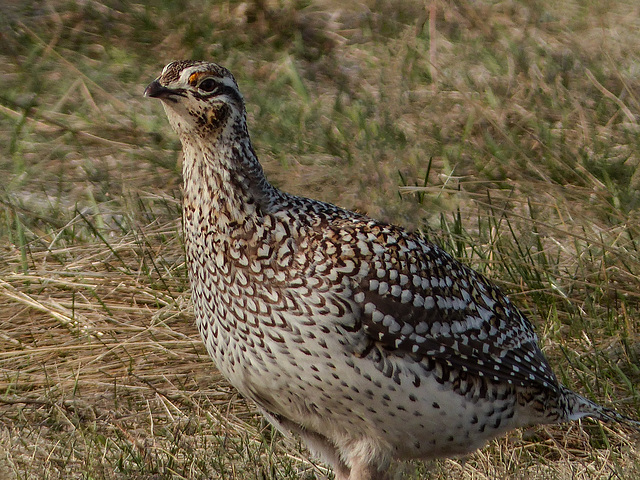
[321,219,559,390]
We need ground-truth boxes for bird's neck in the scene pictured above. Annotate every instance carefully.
[181,132,277,236]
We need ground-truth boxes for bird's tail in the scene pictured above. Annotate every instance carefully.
[561,385,640,431]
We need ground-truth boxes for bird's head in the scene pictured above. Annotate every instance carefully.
[144,60,246,140]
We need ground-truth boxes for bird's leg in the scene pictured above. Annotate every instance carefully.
[332,465,351,480]
[347,459,390,480]
[348,465,389,480]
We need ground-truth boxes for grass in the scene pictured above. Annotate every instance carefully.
[1,0,639,478]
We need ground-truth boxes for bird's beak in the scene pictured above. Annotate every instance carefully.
[144,79,172,98]
[144,80,187,103]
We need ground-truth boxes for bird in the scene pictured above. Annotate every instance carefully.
[144,60,639,480]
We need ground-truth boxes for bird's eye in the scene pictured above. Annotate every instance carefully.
[198,78,217,93]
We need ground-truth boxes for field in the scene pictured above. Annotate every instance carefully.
[1,0,640,478]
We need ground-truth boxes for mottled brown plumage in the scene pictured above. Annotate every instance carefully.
[145,61,639,480]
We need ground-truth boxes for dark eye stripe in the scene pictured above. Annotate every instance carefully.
[193,82,243,106]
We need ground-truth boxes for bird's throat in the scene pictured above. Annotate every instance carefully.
[181,137,275,239]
